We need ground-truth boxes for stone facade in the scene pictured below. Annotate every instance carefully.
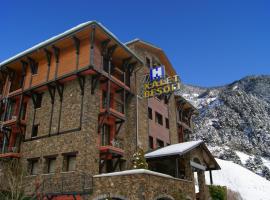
[21,77,101,194]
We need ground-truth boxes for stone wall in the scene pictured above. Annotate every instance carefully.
[93,172,195,200]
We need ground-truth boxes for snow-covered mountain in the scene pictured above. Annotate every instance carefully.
[177,75,270,181]
[205,158,270,200]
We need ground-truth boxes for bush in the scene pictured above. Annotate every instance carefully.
[208,185,226,200]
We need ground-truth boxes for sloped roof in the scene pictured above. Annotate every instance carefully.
[145,140,203,159]
[125,39,177,76]
[0,21,143,67]
[145,140,221,170]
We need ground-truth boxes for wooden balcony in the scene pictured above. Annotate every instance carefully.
[100,145,124,156]
[100,107,125,121]
[177,120,192,132]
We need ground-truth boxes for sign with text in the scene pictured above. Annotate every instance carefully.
[142,66,181,98]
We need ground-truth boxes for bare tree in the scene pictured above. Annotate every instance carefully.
[0,158,41,200]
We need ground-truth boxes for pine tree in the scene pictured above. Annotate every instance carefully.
[262,166,270,181]
[132,148,148,169]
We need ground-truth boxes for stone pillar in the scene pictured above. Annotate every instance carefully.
[198,170,207,200]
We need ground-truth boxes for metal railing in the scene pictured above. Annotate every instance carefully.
[41,172,93,195]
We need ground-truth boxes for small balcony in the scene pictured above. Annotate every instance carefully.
[101,92,125,120]
[100,136,124,156]
[177,120,192,132]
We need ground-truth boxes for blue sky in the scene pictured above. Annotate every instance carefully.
[1,0,270,87]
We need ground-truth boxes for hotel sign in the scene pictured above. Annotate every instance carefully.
[142,66,181,98]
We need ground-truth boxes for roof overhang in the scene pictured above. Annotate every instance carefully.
[145,140,220,170]
[0,21,143,68]
[125,39,177,77]
[175,94,198,114]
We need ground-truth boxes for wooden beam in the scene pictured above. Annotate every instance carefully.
[90,25,96,66]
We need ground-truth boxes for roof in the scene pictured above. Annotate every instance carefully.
[145,140,203,159]
[174,94,198,114]
[0,21,143,67]
[125,39,177,76]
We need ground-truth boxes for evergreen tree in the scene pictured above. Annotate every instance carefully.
[132,148,148,169]
[262,166,270,181]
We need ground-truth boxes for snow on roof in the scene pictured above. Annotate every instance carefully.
[125,39,162,50]
[0,21,143,67]
[145,140,203,159]
[94,169,173,179]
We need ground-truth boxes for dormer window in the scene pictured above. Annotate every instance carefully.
[146,57,151,68]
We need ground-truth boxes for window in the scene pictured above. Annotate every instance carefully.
[29,159,39,175]
[31,62,39,75]
[101,124,111,146]
[66,155,76,171]
[35,93,43,109]
[149,136,154,149]
[146,57,151,68]
[148,107,152,120]
[166,118,169,129]
[21,102,27,120]
[156,139,164,148]
[47,157,56,173]
[155,112,163,125]
[32,124,39,137]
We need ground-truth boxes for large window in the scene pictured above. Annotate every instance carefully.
[155,112,163,125]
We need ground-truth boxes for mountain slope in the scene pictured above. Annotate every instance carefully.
[178,75,270,158]
[205,158,270,200]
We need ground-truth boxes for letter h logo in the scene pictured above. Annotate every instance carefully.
[150,66,165,81]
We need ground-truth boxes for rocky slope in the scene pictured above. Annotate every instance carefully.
[177,75,270,179]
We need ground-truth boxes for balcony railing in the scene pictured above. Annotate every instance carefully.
[41,172,93,195]
[0,145,19,153]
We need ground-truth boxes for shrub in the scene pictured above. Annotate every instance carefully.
[208,185,226,200]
